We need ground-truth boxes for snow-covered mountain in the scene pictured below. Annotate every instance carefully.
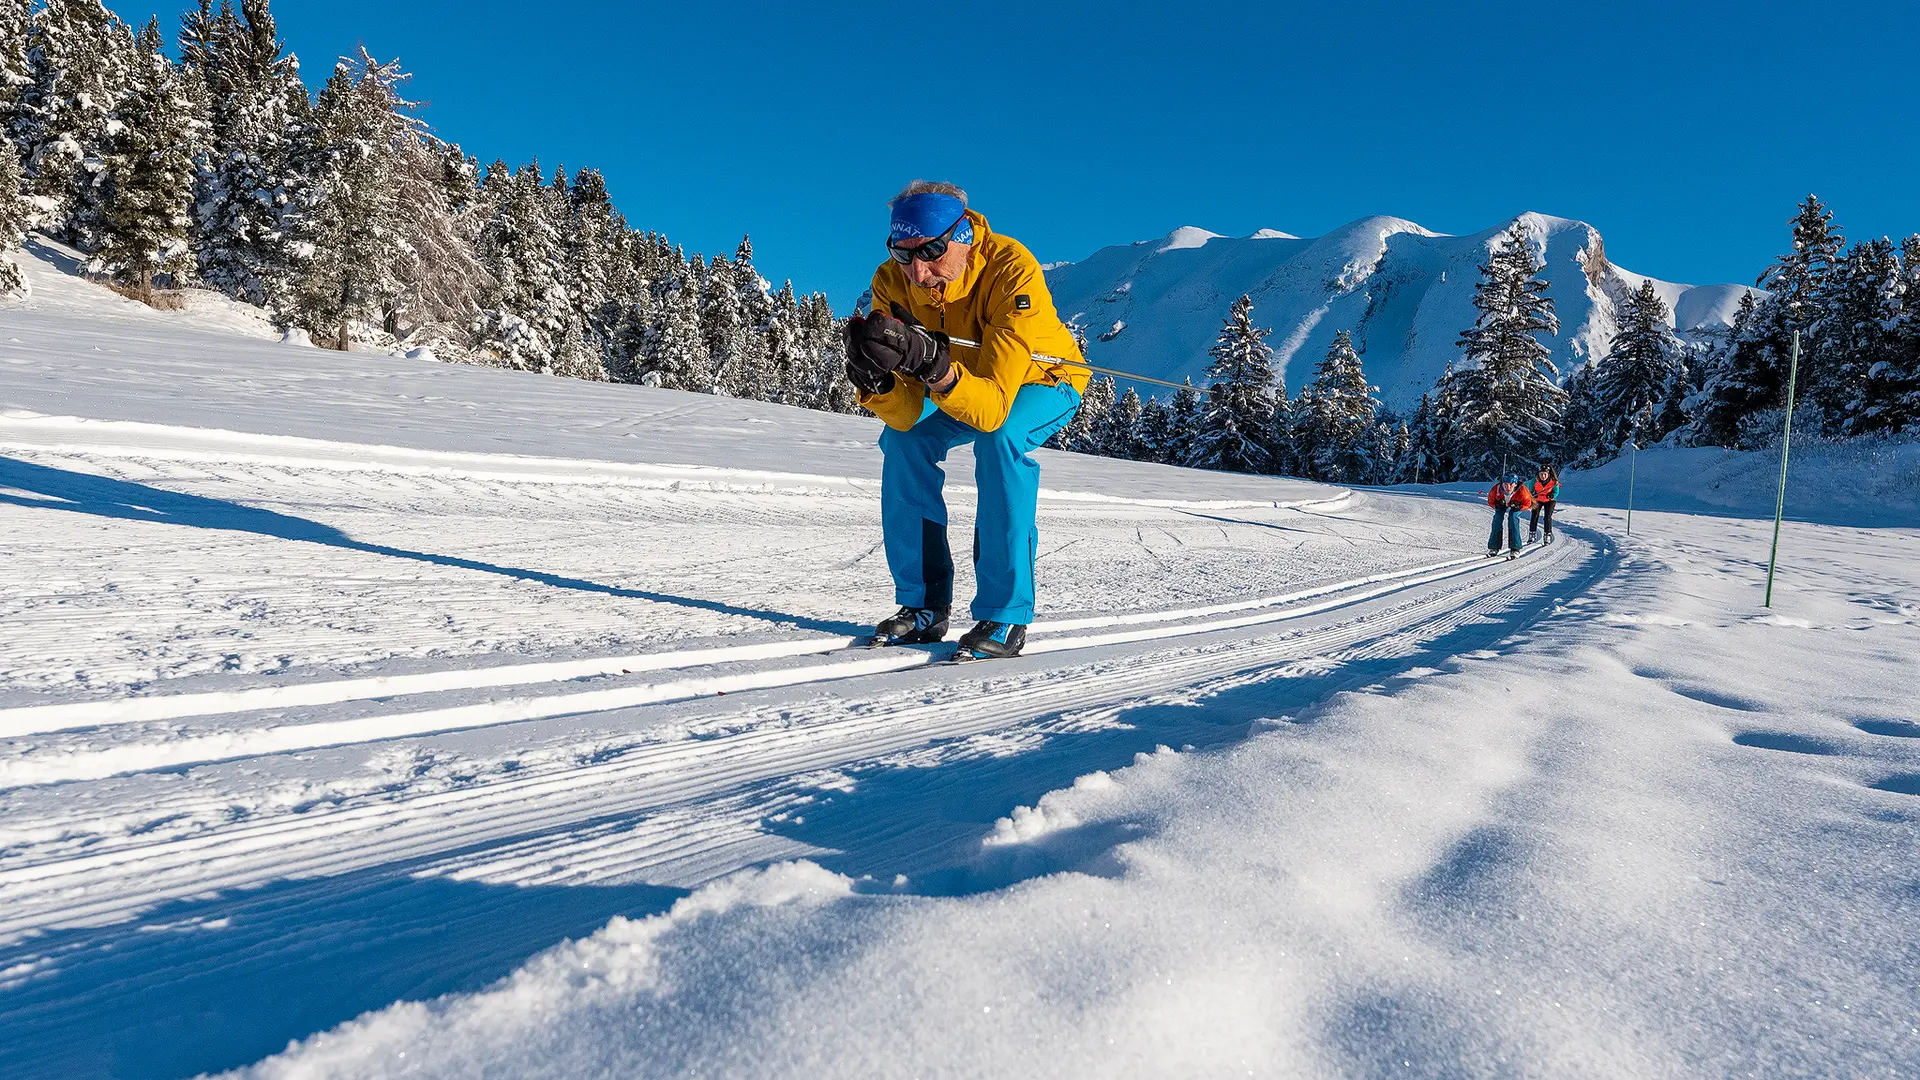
[1043,213,1761,411]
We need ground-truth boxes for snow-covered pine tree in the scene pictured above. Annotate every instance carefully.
[1134,395,1174,464]
[473,161,569,369]
[1289,329,1381,482]
[18,0,137,247]
[180,0,310,307]
[1402,393,1441,483]
[1592,278,1685,449]
[647,266,708,391]
[1095,384,1143,458]
[284,51,417,350]
[1888,236,1920,433]
[763,280,806,405]
[0,134,24,295]
[1187,294,1278,473]
[1449,224,1565,478]
[1055,374,1113,453]
[0,0,31,147]
[727,235,774,398]
[1166,380,1201,466]
[1555,362,1606,465]
[697,247,749,395]
[94,18,200,301]
[1693,197,1842,446]
[1810,237,1904,435]
[803,294,857,413]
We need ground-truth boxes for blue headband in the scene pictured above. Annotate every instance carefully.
[890,192,974,245]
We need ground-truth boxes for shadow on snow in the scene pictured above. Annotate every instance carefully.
[0,455,867,636]
[0,463,1611,1079]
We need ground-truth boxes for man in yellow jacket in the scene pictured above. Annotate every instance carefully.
[846,181,1087,659]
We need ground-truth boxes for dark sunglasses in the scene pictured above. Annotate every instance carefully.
[886,216,964,265]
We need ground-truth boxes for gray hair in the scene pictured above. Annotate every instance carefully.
[891,180,968,207]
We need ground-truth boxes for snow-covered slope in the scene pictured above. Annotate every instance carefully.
[1045,213,1762,410]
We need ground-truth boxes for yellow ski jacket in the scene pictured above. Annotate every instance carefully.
[858,210,1088,433]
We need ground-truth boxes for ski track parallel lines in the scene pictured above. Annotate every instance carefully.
[0,540,1590,939]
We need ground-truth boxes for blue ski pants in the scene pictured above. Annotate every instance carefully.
[879,381,1081,624]
[1488,507,1524,553]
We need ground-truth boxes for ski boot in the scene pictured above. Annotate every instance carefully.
[869,605,949,647]
[954,620,1026,661]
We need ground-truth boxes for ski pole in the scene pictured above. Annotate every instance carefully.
[943,336,1196,392]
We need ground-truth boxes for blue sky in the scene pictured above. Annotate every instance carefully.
[109,0,1920,310]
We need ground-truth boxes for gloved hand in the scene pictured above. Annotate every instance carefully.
[868,302,953,388]
[843,314,895,395]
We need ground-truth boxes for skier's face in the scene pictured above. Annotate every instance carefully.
[900,238,971,289]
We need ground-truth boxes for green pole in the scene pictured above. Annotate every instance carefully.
[1626,439,1636,536]
[1764,331,1800,608]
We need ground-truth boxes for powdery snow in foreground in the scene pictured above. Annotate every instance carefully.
[231,503,1919,1078]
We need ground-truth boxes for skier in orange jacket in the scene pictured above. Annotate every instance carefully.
[1528,465,1561,545]
[1486,475,1534,557]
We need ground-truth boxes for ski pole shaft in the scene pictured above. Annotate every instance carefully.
[943,337,1196,392]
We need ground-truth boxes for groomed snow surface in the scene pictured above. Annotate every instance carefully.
[1,259,1916,1078]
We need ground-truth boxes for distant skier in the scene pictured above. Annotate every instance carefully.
[1486,474,1534,558]
[1528,465,1561,545]
[844,181,1088,659]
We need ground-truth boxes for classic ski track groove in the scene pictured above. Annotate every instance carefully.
[0,539,1587,941]
[0,553,1519,785]
[0,552,1479,736]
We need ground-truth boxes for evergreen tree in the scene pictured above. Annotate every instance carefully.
[1403,393,1442,484]
[1889,236,1920,432]
[180,0,310,306]
[284,52,415,349]
[1289,329,1381,482]
[1811,237,1904,435]
[1166,380,1202,465]
[646,267,708,390]
[19,0,137,246]
[1693,197,1843,446]
[1134,395,1174,464]
[1449,224,1564,477]
[0,134,24,295]
[95,19,200,300]
[474,161,567,368]
[1592,279,1685,449]
[0,0,31,146]
[1055,373,1113,452]
[1094,383,1142,458]
[1189,294,1278,474]
[1555,362,1607,465]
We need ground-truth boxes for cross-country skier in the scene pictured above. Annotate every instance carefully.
[844,181,1087,659]
[1486,474,1534,558]
[1528,464,1561,545]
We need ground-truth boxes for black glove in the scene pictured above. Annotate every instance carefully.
[854,302,952,388]
[843,314,895,395]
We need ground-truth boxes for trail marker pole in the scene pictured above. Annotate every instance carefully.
[1626,439,1636,536]
[1764,331,1800,608]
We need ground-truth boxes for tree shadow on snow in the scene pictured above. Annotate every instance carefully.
[0,455,866,636]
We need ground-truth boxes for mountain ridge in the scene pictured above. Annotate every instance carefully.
[1042,212,1761,411]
